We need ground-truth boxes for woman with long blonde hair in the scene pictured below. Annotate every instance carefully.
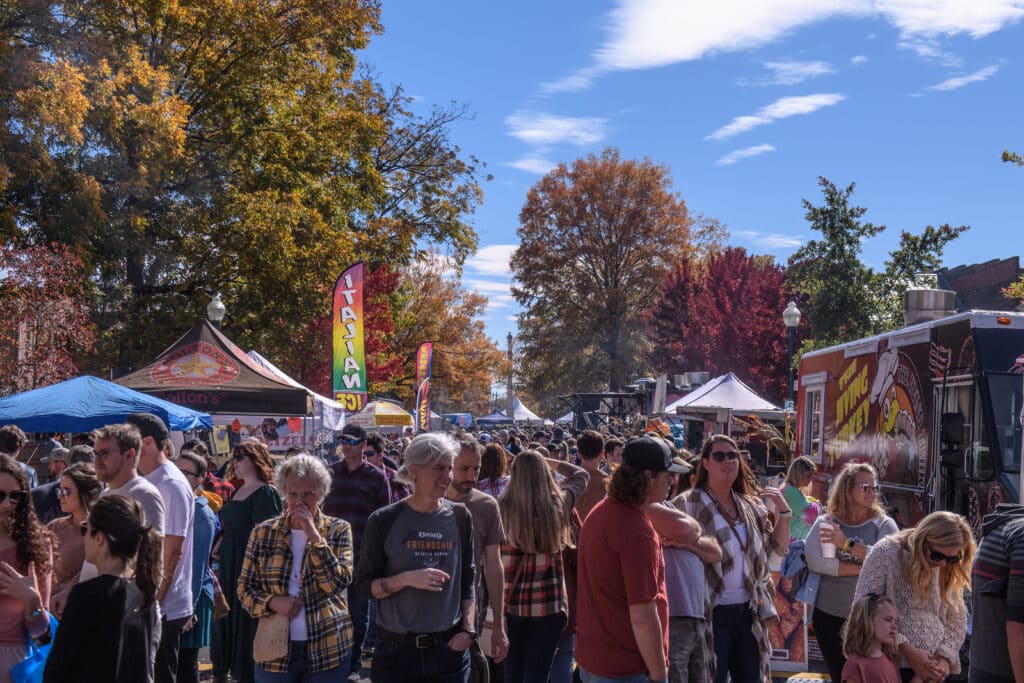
[854,511,975,682]
[805,462,898,681]
[498,450,587,683]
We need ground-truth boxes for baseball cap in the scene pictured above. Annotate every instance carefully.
[126,412,169,443]
[622,436,688,474]
[477,433,493,443]
[341,424,367,440]
[41,447,68,464]
[68,445,94,465]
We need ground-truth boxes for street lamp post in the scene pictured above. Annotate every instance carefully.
[783,301,801,406]
[207,293,226,329]
[506,332,514,419]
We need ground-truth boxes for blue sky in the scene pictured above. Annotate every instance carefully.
[361,1,1023,346]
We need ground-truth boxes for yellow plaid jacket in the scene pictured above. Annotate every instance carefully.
[238,512,354,673]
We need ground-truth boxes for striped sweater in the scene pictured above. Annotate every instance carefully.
[970,503,1024,681]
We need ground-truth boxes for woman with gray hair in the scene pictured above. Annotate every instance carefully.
[354,433,478,683]
[237,455,354,682]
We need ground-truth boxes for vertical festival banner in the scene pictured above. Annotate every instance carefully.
[332,263,368,412]
[414,342,433,432]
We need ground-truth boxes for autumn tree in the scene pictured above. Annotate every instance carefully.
[643,247,793,402]
[383,255,508,413]
[786,177,967,349]
[510,148,694,401]
[0,244,97,394]
[0,0,485,374]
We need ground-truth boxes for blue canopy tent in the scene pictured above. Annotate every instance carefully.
[441,413,474,429]
[475,409,513,428]
[0,375,212,433]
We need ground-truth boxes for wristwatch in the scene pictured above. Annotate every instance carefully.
[462,629,478,641]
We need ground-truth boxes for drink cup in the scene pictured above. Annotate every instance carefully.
[820,520,836,559]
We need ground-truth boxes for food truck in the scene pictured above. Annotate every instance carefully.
[794,309,1024,533]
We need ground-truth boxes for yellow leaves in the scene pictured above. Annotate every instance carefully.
[15,59,89,146]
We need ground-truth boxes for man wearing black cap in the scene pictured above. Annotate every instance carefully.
[128,412,196,683]
[576,437,701,683]
[323,423,391,679]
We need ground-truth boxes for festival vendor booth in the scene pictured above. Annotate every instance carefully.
[0,375,212,470]
[510,397,551,425]
[0,375,212,433]
[116,320,313,455]
[442,413,474,429]
[345,400,414,432]
[475,409,513,429]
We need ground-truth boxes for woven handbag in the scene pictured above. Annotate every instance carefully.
[253,613,290,663]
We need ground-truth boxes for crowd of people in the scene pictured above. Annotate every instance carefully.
[0,419,1021,683]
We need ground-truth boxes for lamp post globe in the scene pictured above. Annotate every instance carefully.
[207,292,227,329]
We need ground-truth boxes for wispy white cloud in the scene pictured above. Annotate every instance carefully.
[851,55,868,64]
[740,60,835,86]
[465,278,513,296]
[505,111,609,146]
[927,63,1002,91]
[717,143,776,165]
[735,230,804,248]
[505,155,557,175]
[466,244,518,277]
[707,93,845,140]
[542,1,1023,91]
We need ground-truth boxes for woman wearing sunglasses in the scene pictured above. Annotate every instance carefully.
[212,442,282,683]
[804,462,899,682]
[46,464,103,611]
[0,454,55,683]
[853,511,975,682]
[679,434,791,682]
[43,494,161,682]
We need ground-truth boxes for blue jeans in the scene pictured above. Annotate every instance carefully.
[504,612,567,683]
[711,603,760,683]
[579,668,662,683]
[549,633,576,683]
[348,583,369,674]
[253,641,350,683]
[370,637,470,683]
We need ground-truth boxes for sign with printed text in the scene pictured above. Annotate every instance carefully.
[414,342,433,433]
[332,262,368,411]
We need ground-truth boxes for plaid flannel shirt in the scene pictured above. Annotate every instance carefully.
[502,544,566,618]
[203,473,235,502]
[237,512,354,673]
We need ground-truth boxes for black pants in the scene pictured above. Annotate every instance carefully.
[712,604,761,683]
[812,607,847,683]
[155,616,190,683]
[177,647,200,683]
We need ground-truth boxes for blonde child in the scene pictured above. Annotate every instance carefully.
[841,594,911,683]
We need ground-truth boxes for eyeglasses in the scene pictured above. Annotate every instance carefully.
[707,451,740,462]
[232,453,248,461]
[178,469,199,478]
[0,490,29,504]
[857,483,881,493]
[79,520,117,542]
[927,545,963,564]
[341,437,364,446]
[57,487,74,498]
[93,449,123,460]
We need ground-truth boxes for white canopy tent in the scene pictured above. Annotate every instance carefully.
[512,397,550,424]
[246,350,346,430]
[663,372,782,435]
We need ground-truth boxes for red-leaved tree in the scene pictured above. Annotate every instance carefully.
[0,243,96,394]
[642,247,794,402]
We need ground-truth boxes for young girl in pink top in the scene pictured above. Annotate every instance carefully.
[841,594,908,683]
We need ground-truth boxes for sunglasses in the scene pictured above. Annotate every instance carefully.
[0,490,29,504]
[232,453,248,461]
[79,520,117,542]
[707,451,740,462]
[57,487,74,498]
[363,450,378,458]
[857,483,881,493]
[179,469,199,478]
[341,437,364,446]
[927,545,962,565]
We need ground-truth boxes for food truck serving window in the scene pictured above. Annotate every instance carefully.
[802,386,825,462]
[986,373,1023,473]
